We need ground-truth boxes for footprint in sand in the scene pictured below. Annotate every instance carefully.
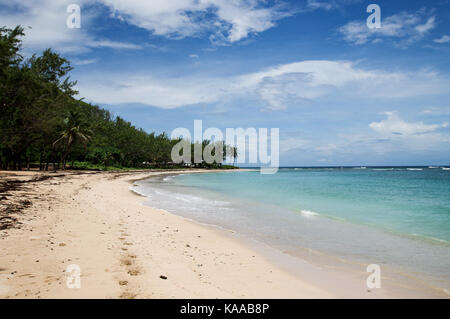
[119,291,137,299]
[120,258,133,266]
[127,268,140,276]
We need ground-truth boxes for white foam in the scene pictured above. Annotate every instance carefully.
[175,196,192,202]
[300,210,320,217]
[172,193,211,204]
[442,167,450,171]
[129,186,151,198]
[407,168,423,171]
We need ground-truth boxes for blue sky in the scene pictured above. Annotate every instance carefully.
[2,0,450,166]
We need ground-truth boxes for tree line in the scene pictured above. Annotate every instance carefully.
[0,26,237,171]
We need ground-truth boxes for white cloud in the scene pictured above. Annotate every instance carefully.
[86,39,142,50]
[0,0,143,54]
[0,0,291,53]
[339,11,436,46]
[280,138,310,153]
[189,54,200,59]
[302,112,450,159]
[370,112,448,136]
[434,35,450,44]
[76,60,450,110]
[314,144,338,155]
[0,0,85,53]
[306,0,361,11]
[422,107,450,115]
[368,112,450,151]
[415,16,436,34]
[99,0,290,44]
[237,60,449,109]
[307,0,336,11]
[71,58,99,66]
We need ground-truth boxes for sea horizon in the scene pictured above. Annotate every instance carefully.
[238,165,450,169]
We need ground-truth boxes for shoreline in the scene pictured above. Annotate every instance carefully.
[0,169,447,298]
[133,171,449,299]
[0,169,330,298]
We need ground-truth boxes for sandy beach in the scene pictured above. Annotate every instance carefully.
[0,169,336,299]
[1,169,447,299]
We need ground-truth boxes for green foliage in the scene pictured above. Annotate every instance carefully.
[0,25,239,171]
[0,25,24,71]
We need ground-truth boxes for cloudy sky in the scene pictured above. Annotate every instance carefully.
[1,0,450,166]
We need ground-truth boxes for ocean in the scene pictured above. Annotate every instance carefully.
[132,167,450,293]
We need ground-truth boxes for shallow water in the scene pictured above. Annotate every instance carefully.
[133,167,450,292]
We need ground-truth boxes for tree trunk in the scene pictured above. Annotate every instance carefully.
[61,154,65,170]
[39,153,43,171]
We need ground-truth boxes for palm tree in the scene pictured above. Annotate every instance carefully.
[223,145,238,166]
[53,110,92,169]
[232,146,238,165]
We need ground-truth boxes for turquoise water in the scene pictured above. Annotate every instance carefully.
[134,167,450,291]
[176,168,450,243]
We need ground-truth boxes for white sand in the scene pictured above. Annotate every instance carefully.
[0,170,333,298]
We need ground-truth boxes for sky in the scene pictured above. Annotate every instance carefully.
[1,0,450,166]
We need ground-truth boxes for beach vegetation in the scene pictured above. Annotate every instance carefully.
[0,26,238,171]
